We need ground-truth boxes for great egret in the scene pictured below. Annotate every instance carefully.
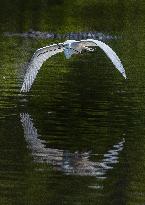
[21,39,126,92]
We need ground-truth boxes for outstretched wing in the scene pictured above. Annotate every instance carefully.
[79,39,126,79]
[21,43,64,92]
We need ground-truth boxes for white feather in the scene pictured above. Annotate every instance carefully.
[21,43,64,92]
[21,39,126,92]
[80,39,126,79]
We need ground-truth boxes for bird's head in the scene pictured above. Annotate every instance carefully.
[63,40,77,48]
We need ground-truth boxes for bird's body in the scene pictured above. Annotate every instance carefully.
[21,39,126,92]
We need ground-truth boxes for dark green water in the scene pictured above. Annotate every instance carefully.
[0,0,145,204]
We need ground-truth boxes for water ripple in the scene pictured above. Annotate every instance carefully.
[20,113,125,180]
[4,30,117,41]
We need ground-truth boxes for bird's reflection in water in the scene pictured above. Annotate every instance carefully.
[20,113,125,179]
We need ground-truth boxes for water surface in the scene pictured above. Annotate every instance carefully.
[0,1,145,205]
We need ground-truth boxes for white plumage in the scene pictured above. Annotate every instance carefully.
[21,39,126,92]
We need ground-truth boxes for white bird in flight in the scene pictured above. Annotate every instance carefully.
[21,39,126,92]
